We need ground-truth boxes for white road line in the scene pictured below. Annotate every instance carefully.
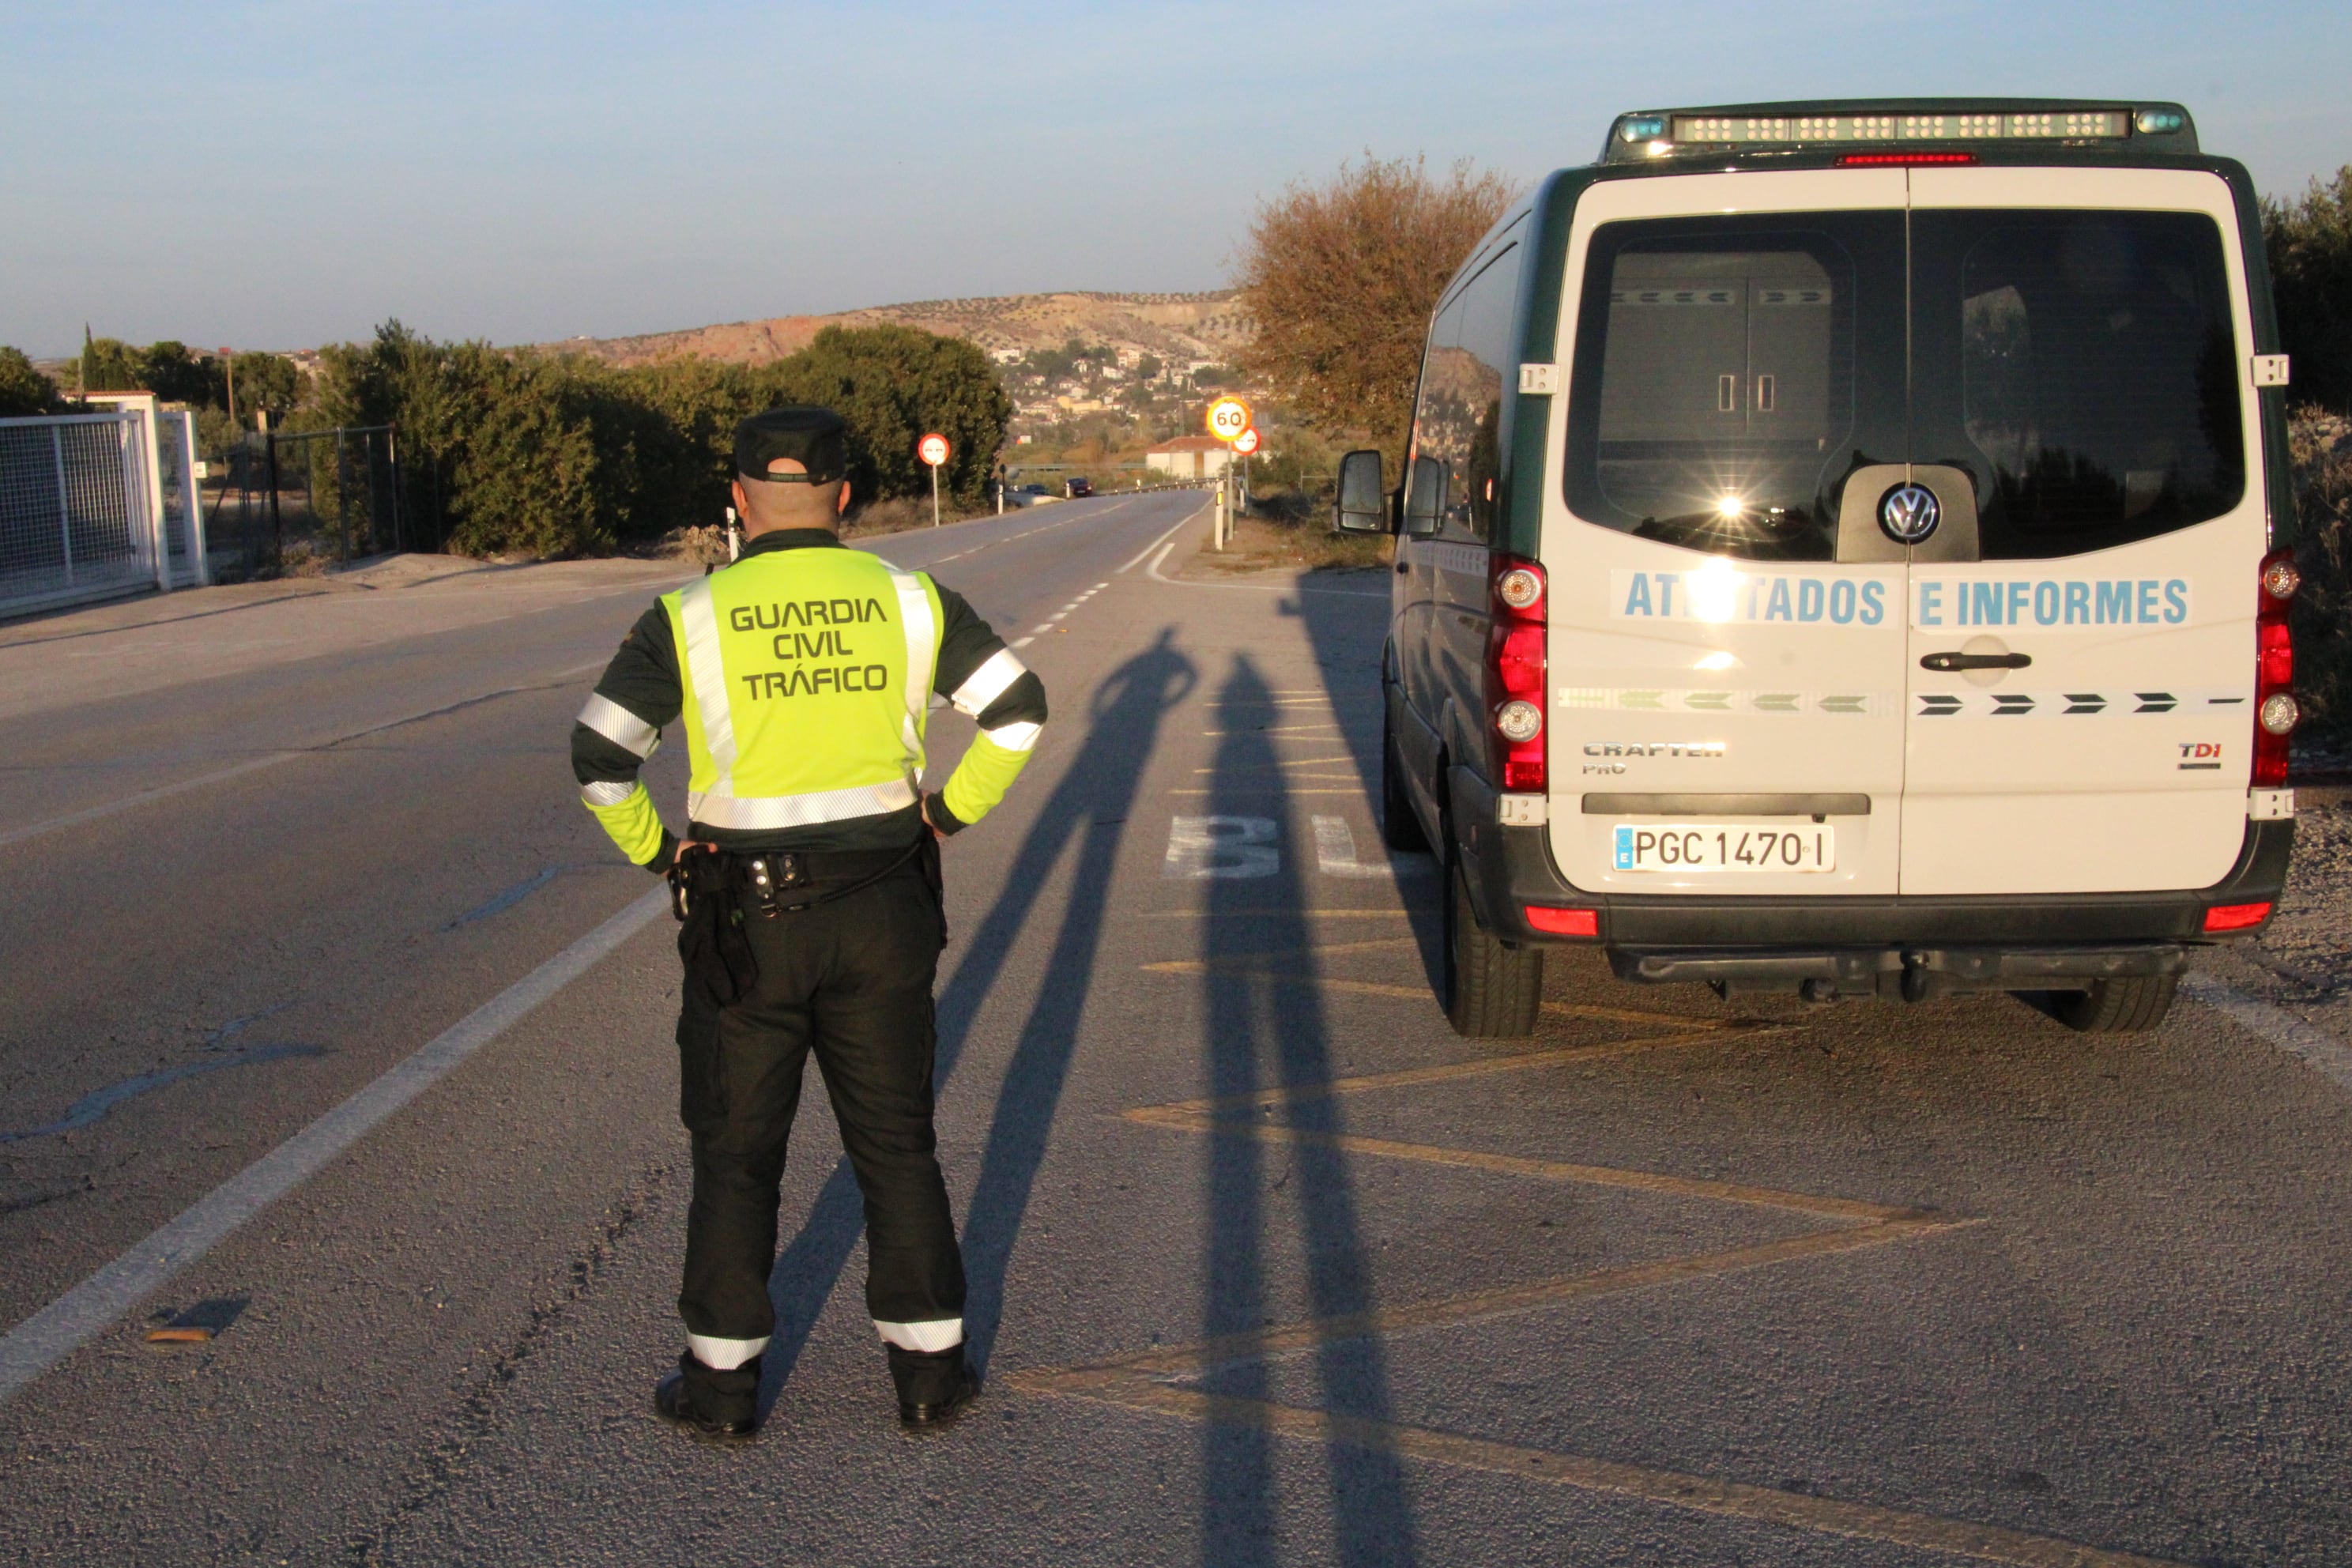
[0,658,611,854]
[2182,973,2352,1096]
[1010,636,1035,649]
[1116,511,1204,575]
[1032,624,1055,635]
[0,887,669,1408]
[1092,582,1109,590]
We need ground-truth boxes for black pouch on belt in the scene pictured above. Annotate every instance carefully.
[669,846,759,1008]
[918,830,948,947]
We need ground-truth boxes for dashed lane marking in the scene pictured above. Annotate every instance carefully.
[1010,636,1035,649]
[1011,947,2178,1567]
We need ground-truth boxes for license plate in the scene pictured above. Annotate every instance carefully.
[1612,823,1836,873]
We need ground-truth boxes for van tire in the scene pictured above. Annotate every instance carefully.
[1381,717,1429,853]
[2050,974,2180,1034]
[1443,855,1543,1038]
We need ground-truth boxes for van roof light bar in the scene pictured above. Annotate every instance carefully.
[1601,100,2197,164]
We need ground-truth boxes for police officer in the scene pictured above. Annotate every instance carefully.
[570,406,1046,1441]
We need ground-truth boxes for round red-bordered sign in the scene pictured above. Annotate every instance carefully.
[1231,426,1261,456]
[1204,397,1252,443]
[918,433,950,466]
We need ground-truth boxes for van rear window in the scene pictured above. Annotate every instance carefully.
[1911,210,2245,559]
[1564,214,1908,560]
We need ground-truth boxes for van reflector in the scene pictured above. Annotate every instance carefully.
[2203,902,2272,933]
[1525,906,1598,937]
[1835,152,1978,167]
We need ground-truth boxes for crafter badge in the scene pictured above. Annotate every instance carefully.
[1879,483,1940,545]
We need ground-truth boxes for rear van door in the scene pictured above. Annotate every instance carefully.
[1544,170,1913,897]
[1898,168,2263,894]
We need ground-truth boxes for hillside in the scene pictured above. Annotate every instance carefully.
[551,289,1251,368]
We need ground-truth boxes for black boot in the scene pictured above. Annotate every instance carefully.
[892,1344,979,1431]
[654,1351,760,1442]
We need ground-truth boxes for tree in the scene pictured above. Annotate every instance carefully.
[0,347,58,416]
[229,352,308,422]
[138,341,217,407]
[761,324,1012,509]
[1234,153,1517,466]
[77,335,146,396]
[2267,167,2352,411]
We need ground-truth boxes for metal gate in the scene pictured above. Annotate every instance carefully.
[0,409,205,617]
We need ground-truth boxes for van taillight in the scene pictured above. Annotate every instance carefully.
[2254,547,2299,788]
[1487,556,1547,792]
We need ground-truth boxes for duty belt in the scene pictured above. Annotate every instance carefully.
[670,841,925,923]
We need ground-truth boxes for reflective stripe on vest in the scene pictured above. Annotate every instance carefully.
[673,562,938,830]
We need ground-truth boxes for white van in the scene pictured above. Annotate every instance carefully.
[1338,100,2301,1038]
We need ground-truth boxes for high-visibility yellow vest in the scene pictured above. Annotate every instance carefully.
[664,546,941,831]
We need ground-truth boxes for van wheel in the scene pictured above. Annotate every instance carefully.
[2049,974,2180,1034]
[1381,716,1429,853]
[1443,854,1542,1038]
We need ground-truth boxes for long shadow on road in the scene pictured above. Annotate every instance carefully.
[757,629,1194,1414]
[1197,652,1419,1568]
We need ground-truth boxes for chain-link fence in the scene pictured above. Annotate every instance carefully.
[0,412,156,616]
[204,424,403,577]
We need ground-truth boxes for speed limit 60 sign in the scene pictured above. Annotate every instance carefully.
[1204,397,1252,443]
[918,432,950,466]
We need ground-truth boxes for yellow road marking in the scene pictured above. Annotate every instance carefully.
[1140,952,1720,1031]
[1121,1030,1737,1121]
[1129,908,1413,918]
[1167,788,1366,795]
[1006,1368,2173,1568]
[1033,935,2170,1565]
[1200,725,1350,736]
[1023,1214,1958,1384]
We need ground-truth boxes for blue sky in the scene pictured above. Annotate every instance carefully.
[4,1,2347,356]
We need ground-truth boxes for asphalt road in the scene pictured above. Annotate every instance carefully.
[2,491,2349,1566]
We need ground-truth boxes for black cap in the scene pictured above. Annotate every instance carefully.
[736,406,847,484]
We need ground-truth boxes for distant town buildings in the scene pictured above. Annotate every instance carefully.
[1144,435,1234,480]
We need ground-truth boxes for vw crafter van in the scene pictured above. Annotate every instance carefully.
[1337,100,2301,1038]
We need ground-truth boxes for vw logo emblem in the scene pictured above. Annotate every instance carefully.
[1879,483,1941,545]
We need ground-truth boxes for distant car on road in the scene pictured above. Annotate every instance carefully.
[1064,477,1093,498]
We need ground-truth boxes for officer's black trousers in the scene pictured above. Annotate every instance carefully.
[674,859,964,1409]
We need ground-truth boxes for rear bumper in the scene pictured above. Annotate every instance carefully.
[1448,763,2293,976]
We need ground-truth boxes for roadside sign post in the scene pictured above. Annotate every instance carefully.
[1231,425,1261,522]
[918,432,950,527]
[1204,397,1251,552]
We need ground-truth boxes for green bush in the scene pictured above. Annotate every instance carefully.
[2291,410,2352,734]
[0,348,58,416]
[310,318,1011,559]
[2267,169,2352,413]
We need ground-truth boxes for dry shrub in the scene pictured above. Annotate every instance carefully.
[1234,154,1517,466]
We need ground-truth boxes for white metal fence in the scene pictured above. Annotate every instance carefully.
[0,407,205,618]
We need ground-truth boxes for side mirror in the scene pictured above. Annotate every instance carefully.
[1401,456,1446,537]
[1332,449,1386,533]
